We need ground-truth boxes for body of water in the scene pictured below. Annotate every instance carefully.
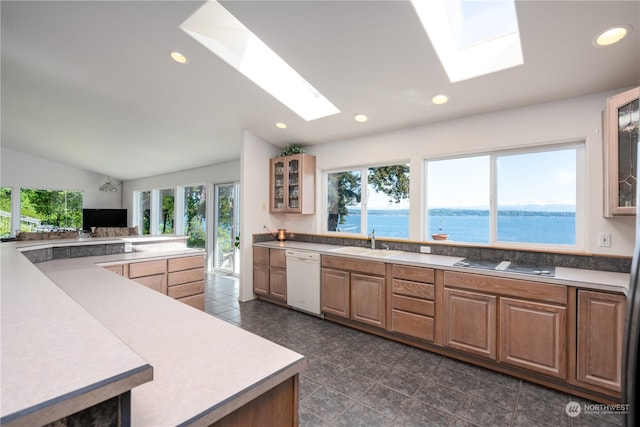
[336,209,576,245]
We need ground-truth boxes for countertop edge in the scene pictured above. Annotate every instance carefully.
[182,359,307,427]
[0,364,153,427]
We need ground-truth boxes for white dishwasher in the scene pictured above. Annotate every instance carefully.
[286,250,322,317]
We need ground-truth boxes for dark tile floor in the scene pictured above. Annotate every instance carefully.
[204,273,625,427]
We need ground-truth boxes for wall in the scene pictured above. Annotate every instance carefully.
[258,88,636,257]
[1,147,122,233]
[239,131,281,301]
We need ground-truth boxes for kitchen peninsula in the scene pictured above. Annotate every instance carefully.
[1,236,306,426]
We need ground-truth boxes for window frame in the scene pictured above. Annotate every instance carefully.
[322,161,411,239]
[423,141,585,250]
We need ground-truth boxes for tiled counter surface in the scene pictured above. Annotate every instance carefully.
[255,241,630,295]
[2,240,306,426]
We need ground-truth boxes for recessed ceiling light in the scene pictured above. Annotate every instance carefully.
[594,25,631,47]
[432,94,449,105]
[276,122,287,129]
[170,51,188,64]
[353,114,368,123]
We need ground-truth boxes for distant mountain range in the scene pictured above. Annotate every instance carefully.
[349,204,576,216]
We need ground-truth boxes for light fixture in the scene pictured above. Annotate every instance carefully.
[99,177,119,192]
[432,94,449,105]
[353,113,368,123]
[276,122,287,129]
[594,25,631,47]
[170,51,188,64]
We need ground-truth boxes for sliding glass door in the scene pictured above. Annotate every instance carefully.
[214,182,240,274]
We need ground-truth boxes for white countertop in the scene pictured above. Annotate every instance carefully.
[0,244,152,426]
[255,240,630,294]
[12,234,189,250]
[1,239,306,426]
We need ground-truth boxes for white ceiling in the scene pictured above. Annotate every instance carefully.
[1,0,639,181]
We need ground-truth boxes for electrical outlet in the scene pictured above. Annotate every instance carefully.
[420,246,431,254]
[598,232,611,248]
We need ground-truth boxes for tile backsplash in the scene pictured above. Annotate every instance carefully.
[253,232,631,273]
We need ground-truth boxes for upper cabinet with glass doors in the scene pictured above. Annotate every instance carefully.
[270,154,316,214]
[604,87,639,217]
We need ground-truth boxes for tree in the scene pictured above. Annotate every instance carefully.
[0,187,11,237]
[184,186,206,248]
[368,165,410,204]
[20,189,82,229]
[327,165,410,231]
[327,171,361,231]
[160,192,175,234]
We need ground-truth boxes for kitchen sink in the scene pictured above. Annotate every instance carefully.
[362,249,403,258]
[329,246,402,258]
[330,246,372,255]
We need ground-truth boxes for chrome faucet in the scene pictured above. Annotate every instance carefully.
[368,229,376,249]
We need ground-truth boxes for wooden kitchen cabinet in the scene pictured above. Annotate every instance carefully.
[100,254,205,310]
[168,255,206,310]
[389,265,435,342]
[576,290,626,393]
[253,247,287,303]
[499,298,566,379]
[128,259,168,295]
[351,273,386,328]
[443,271,567,364]
[321,268,350,317]
[270,154,316,214]
[321,255,385,328]
[254,265,270,296]
[103,263,126,276]
[444,288,497,360]
[270,268,287,301]
[604,86,640,216]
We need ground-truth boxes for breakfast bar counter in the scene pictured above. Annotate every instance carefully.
[1,238,306,426]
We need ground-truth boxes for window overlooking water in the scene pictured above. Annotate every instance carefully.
[425,144,579,247]
[326,163,410,239]
[427,156,490,242]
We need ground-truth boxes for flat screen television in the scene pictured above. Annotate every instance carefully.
[82,209,127,231]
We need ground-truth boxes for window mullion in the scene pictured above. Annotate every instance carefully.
[490,155,497,243]
[361,167,368,236]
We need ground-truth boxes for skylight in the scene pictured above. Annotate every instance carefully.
[180,1,340,121]
[411,0,523,83]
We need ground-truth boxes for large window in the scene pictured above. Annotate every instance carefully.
[326,164,410,238]
[1,187,11,237]
[158,188,175,234]
[425,144,580,247]
[184,185,206,248]
[137,191,151,235]
[20,188,83,231]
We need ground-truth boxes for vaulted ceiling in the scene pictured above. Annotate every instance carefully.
[2,1,638,180]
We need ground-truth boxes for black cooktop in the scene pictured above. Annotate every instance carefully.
[453,258,555,277]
